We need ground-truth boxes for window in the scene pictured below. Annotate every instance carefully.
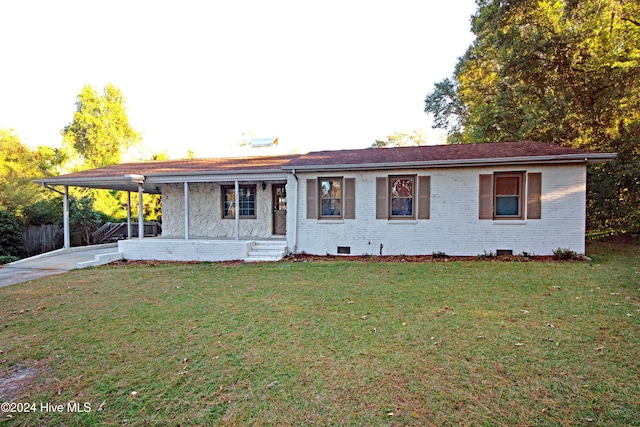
[222,185,256,219]
[494,173,524,218]
[306,178,355,220]
[319,178,342,218]
[389,175,415,218]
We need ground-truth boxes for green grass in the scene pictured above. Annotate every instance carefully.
[1,240,639,426]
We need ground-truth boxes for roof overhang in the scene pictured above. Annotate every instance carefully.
[35,174,160,194]
[282,153,618,172]
[34,170,290,193]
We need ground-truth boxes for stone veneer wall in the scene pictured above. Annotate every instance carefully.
[161,182,274,238]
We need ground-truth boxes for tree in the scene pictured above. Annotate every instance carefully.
[372,129,428,148]
[424,0,640,232]
[0,129,65,214]
[62,84,141,169]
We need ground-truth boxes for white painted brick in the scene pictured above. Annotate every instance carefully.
[118,239,251,262]
[294,165,587,256]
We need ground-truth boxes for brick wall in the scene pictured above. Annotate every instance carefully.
[118,239,250,262]
[293,164,587,256]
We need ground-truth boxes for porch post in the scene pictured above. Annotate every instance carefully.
[184,182,189,240]
[63,186,70,249]
[138,183,144,240]
[127,192,132,240]
[234,180,239,241]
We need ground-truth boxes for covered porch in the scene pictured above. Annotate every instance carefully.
[34,154,299,262]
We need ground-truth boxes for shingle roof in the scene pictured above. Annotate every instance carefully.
[35,141,615,191]
[283,141,615,170]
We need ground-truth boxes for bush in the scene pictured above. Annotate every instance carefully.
[0,255,19,265]
[0,210,25,258]
[476,250,496,260]
[553,248,579,261]
[432,251,449,259]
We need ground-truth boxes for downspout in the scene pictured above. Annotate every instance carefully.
[291,169,298,254]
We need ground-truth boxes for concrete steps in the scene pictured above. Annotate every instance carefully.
[245,241,288,262]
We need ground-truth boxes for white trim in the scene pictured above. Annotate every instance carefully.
[63,186,70,249]
[234,180,240,241]
[492,221,528,226]
[147,172,288,184]
[127,192,132,240]
[282,154,617,172]
[138,184,144,240]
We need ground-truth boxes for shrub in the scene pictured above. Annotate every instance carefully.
[553,247,579,261]
[0,255,19,265]
[476,250,496,260]
[0,210,25,258]
[432,251,449,259]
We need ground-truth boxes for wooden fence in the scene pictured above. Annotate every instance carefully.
[24,224,64,256]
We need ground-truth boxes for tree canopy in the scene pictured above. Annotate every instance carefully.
[371,129,428,148]
[62,83,141,169]
[425,0,640,232]
[0,129,64,213]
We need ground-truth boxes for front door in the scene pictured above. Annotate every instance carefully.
[272,184,287,235]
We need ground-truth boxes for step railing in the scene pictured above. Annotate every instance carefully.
[92,222,162,244]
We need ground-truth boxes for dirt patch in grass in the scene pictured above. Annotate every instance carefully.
[0,360,50,401]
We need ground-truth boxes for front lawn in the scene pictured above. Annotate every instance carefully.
[1,240,639,426]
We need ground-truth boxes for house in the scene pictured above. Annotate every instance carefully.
[35,141,616,262]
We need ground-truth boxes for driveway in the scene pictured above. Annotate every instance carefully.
[0,245,120,288]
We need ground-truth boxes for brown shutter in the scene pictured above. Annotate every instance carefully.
[417,176,431,219]
[306,179,317,219]
[376,177,388,219]
[479,174,493,219]
[527,172,542,219]
[344,178,355,219]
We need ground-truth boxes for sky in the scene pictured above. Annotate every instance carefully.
[0,0,477,159]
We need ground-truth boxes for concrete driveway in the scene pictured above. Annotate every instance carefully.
[0,244,121,288]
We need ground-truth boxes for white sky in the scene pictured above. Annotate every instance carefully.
[0,0,476,159]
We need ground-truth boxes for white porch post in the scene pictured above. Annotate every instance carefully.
[127,192,132,240]
[63,186,70,249]
[184,182,189,240]
[234,180,239,241]
[138,183,144,240]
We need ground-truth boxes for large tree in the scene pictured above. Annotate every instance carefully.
[62,83,141,169]
[425,0,640,232]
[0,129,64,213]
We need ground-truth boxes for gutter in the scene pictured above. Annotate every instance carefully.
[281,153,618,172]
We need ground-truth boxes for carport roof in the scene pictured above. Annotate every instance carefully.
[35,154,300,192]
